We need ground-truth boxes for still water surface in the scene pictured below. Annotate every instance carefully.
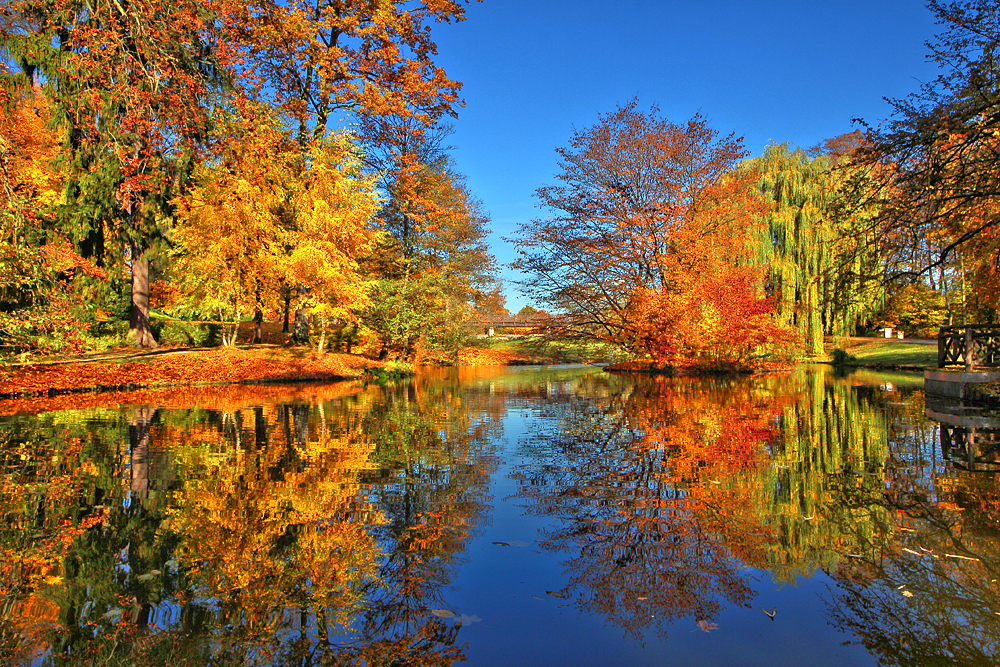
[1,365,998,666]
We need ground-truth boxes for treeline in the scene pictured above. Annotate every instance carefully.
[514,1,1000,368]
[0,0,503,361]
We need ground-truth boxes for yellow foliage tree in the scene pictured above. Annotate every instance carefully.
[173,111,381,347]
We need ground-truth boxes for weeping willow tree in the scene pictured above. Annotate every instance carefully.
[748,143,883,355]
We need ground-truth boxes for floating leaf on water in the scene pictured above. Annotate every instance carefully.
[637,596,648,600]
[531,596,542,600]
[546,591,567,599]
[557,604,569,608]
[945,553,980,561]
[761,607,776,620]
[901,591,914,597]
[902,548,921,556]
[430,609,456,618]
[492,542,510,547]
[696,619,718,632]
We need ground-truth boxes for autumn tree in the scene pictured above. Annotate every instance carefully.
[172,109,381,348]
[512,101,775,363]
[858,0,1000,311]
[244,0,475,344]
[361,120,501,361]
[1,0,246,347]
[0,84,110,354]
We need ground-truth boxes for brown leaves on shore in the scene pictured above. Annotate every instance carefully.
[0,348,387,415]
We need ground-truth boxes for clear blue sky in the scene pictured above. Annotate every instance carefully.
[430,0,940,312]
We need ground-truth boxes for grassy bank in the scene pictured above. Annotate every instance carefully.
[827,339,937,370]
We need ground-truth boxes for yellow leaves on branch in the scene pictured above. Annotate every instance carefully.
[172,110,382,323]
[288,134,382,321]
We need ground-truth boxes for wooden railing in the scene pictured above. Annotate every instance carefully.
[938,325,1000,368]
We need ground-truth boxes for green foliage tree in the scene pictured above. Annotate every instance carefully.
[747,142,883,355]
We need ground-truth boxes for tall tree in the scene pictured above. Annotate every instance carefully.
[747,142,882,354]
[858,0,1000,298]
[511,101,769,358]
[1,0,244,347]
[247,0,474,344]
[172,110,381,347]
[360,118,500,361]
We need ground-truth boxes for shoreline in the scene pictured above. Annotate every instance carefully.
[0,346,936,417]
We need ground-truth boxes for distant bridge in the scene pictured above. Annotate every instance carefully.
[469,314,567,333]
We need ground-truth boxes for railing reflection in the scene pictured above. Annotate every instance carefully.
[926,398,1000,472]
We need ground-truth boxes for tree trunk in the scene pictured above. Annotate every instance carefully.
[291,284,311,345]
[128,240,158,348]
[282,286,291,334]
[253,308,263,344]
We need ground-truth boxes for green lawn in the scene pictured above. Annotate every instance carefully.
[832,339,938,369]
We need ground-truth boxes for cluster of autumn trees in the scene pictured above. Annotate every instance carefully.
[9,0,1000,368]
[0,0,502,359]
[516,0,1000,366]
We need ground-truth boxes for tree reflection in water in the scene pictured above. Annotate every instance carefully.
[825,395,1000,666]
[511,370,902,640]
[0,380,499,666]
[4,368,1000,664]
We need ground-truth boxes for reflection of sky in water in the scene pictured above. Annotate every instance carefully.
[2,366,998,666]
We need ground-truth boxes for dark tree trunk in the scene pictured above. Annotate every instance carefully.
[128,239,158,348]
[282,286,291,334]
[129,405,155,499]
[291,284,310,345]
[253,308,263,344]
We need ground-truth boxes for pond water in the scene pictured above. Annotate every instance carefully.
[1,365,998,666]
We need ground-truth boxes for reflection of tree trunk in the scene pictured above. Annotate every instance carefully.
[293,403,310,451]
[254,407,268,450]
[292,284,311,345]
[129,405,155,499]
[128,239,158,348]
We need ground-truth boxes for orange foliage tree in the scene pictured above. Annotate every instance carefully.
[511,101,782,367]
[246,0,476,344]
[0,86,110,354]
[172,109,381,349]
[1,0,247,348]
